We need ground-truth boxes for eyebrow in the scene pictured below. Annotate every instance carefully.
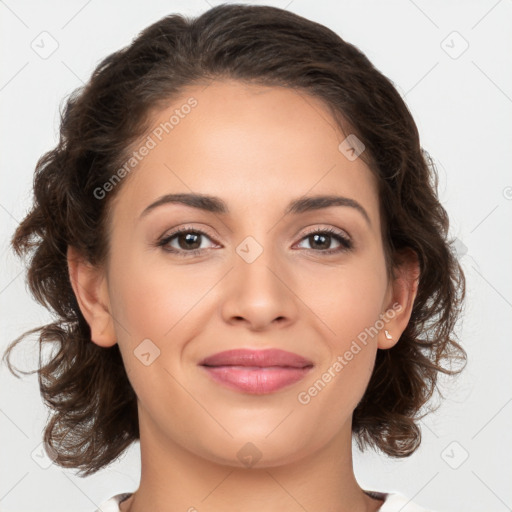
[140,193,371,225]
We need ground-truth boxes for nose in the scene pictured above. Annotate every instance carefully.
[220,244,298,331]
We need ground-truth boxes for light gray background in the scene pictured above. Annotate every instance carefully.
[1,1,511,511]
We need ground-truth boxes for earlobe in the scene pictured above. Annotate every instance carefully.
[67,246,117,347]
[378,249,420,350]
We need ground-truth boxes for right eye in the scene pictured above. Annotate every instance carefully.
[157,227,220,257]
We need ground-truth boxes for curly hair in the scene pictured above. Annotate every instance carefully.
[3,3,466,476]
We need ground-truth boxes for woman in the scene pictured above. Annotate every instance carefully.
[3,4,466,511]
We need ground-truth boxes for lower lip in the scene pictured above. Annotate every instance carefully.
[201,365,312,394]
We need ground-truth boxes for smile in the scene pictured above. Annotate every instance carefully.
[199,349,314,394]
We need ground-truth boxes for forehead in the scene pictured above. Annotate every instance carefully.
[110,79,380,225]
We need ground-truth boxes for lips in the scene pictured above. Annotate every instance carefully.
[199,349,313,394]
[199,348,313,368]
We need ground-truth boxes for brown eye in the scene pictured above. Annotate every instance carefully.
[296,228,352,253]
[175,232,202,250]
[157,228,218,256]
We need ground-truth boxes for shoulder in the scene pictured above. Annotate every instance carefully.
[95,493,133,512]
[365,489,435,512]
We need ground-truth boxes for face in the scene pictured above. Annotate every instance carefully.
[92,80,400,467]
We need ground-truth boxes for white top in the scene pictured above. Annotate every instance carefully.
[96,490,434,511]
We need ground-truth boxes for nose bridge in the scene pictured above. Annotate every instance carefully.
[221,232,297,328]
[234,233,284,295]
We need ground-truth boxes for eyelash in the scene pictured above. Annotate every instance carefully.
[156,226,353,258]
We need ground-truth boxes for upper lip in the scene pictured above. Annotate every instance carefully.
[199,349,313,368]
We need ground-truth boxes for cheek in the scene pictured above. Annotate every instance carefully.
[295,255,387,406]
[107,246,213,342]
[294,265,387,426]
[298,254,388,348]
[105,249,202,407]
[105,246,226,396]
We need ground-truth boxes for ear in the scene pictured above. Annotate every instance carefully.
[67,246,117,347]
[378,248,420,350]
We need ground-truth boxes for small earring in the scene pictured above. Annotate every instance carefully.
[384,330,393,340]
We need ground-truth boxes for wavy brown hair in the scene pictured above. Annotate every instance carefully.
[3,3,466,476]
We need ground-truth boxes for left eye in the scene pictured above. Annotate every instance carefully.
[295,229,352,252]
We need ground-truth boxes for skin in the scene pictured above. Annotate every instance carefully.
[68,80,419,512]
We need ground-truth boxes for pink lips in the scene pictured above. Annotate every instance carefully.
[199,349,313,394]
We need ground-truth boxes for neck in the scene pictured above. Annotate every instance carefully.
[121,410,383,512]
